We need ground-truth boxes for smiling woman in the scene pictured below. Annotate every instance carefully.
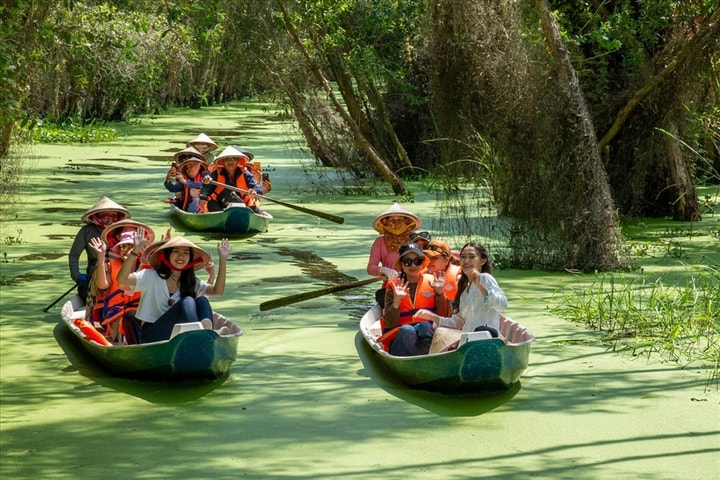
[378,242,451,356]
[116,235,232,343]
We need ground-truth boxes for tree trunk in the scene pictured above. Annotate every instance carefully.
[274,0,407,195]
[536,0,622,268]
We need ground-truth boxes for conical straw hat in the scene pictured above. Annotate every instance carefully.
[146,236,211,271]
[173,145,207,163]
[372,203,421,233]
[214,145,250,166]
[100,219,155,253]
[186,133,218,151]
[81,197,131,223]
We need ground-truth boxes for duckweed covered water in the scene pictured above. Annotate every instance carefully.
[1,101,717,480]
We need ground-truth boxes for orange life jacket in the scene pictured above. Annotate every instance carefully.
[379,273,437,350]
[210,169,259,208]
[91,257,140,332]
[442,264,461,301]
[74,318,112,346]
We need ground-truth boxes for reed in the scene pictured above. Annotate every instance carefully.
[553,266,720,388]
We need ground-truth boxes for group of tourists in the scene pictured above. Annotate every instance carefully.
[69,196,231,345]
[69,152,506,354]
[164,133,271,216]
[366,203,507,357]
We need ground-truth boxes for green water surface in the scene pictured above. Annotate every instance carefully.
[1,101,718,480]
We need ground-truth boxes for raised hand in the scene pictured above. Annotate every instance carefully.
[88,237,106,256]
[133,227,150,252]
[392,279,409,301]
[217,238,231,259]
[431,271,445,289]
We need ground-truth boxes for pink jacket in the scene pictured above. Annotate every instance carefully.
[366,236,399,276]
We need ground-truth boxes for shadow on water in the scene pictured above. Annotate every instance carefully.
[53,323,227,404]
[353,333,520,417]
[277,247,357,284]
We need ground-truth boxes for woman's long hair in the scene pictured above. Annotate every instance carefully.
[453,242,493,314]
[156,249,197,298]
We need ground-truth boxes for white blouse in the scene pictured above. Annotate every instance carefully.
[439,273,507,332]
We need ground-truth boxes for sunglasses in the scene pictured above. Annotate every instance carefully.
[402,258,424,267]
[424,244,447,255]
[410,231,430,241]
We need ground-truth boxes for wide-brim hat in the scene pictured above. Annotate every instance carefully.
[215,146,250,167]
[423,239,452,258]
[81,197,131,223]
[139,238,169,266]
[372,203,421,234]
[146,236,211,271]
[186,133,218,151]
[173,145,206,163]
[393,242,429,270]
[178,156,208,175]
[100,219,155,252]
[230,145,255,162]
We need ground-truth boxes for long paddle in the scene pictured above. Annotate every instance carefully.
[43,283,78,312]
[203,177,345,224]
[259,277,383,311]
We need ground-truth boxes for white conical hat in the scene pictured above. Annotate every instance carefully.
[186,133,218,151]
[230,145,255,162]
[173,145,207,163]
[81,197,131,223]
[214,145,250,166]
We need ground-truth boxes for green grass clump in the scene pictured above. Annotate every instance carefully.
[31,118,118,144]
[553,267,720,388]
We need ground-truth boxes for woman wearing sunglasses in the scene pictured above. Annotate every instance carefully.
[379,243,451,356]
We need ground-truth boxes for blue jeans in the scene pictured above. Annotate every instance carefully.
[389,321,434,356]
[139,296,212,343]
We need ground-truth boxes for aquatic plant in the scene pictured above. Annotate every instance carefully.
[553,266,720,389]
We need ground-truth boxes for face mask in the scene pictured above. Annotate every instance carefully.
[384,225,411,235]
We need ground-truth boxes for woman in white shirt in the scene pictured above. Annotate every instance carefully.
[117,233,231,343]
[413,242,507,338]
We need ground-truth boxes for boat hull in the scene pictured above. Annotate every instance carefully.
[60,297,243,380]
[359,305,534,392]
[169,203,271,233]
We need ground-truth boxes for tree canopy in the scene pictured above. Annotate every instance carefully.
[1,0,717,270]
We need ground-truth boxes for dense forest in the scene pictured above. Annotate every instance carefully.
[2,0,718,270]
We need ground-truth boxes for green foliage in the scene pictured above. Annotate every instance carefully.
[30,118,118,144]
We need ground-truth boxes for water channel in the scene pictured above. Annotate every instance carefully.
[1,101,717,479]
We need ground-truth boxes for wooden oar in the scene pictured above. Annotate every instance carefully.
[203,177,344,224]
[43,283,78,312]
[259,277,384,311]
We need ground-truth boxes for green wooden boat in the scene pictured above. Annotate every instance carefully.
[60,296,244,380]
[360,305,535,392]
[169,203,272,234]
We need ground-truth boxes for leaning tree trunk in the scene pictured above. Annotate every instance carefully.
[536,0,623,269]
[274,0,408,195]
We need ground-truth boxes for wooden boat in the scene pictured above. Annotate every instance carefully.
[168,203,272,234]
[59,296,244,380]
[359,305,535,392]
